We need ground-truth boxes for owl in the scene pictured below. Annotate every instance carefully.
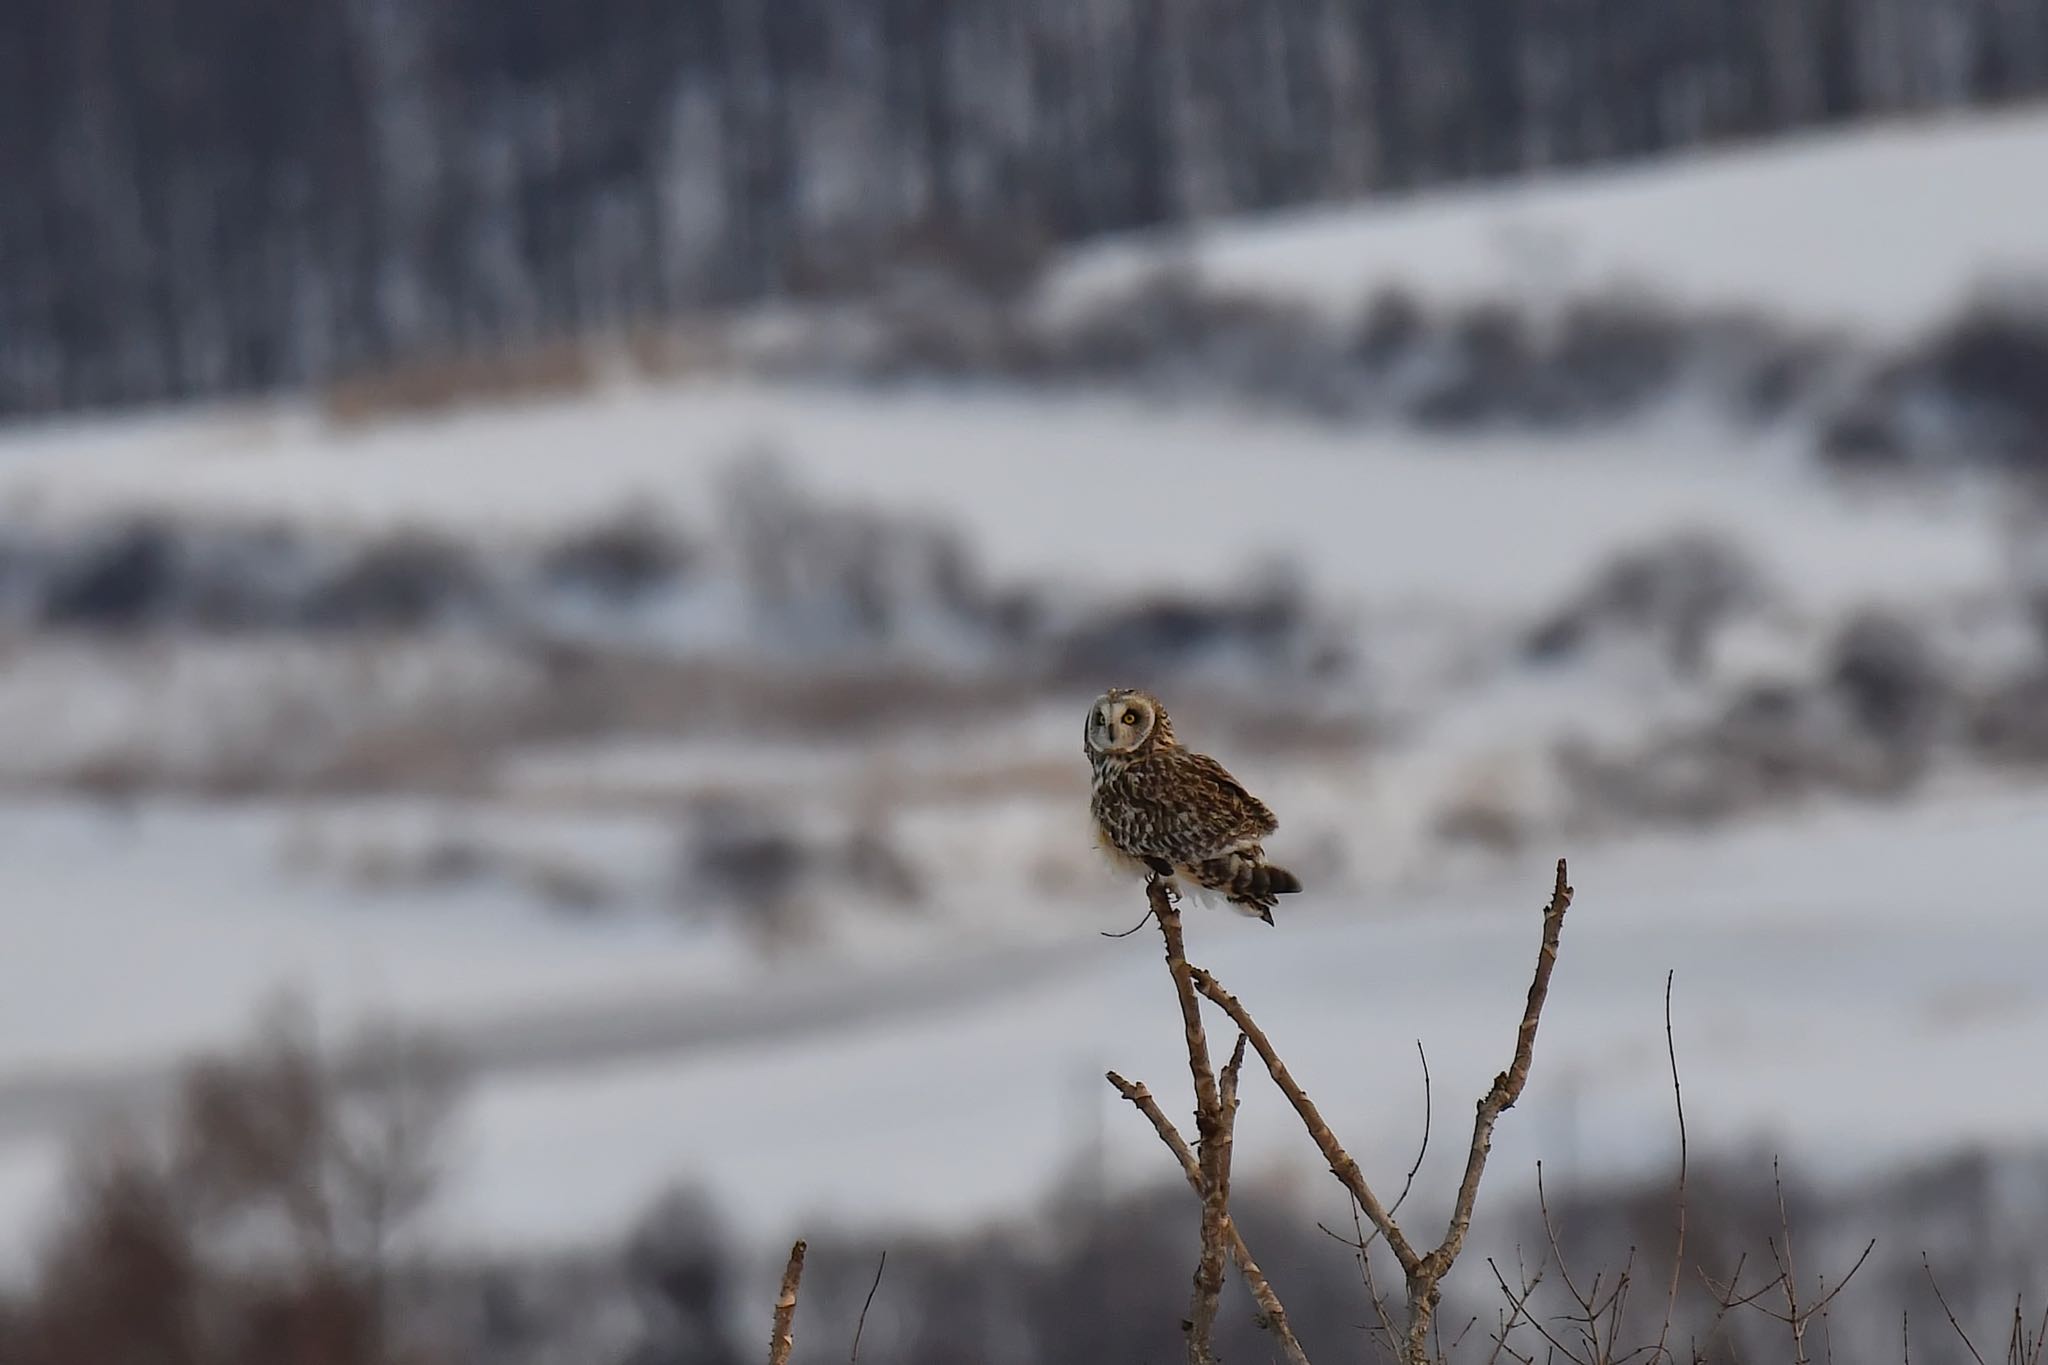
[1085,687,1301,923]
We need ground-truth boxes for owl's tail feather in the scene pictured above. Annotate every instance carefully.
[1191,854,1302,925]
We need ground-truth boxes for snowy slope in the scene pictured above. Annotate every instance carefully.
[0,386,2003,616]
[1048,106,2048,337]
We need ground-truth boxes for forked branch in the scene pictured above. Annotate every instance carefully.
[1189,964,1424,1279]
[1107,1070,1313,1365]
[1189,859,1574,1365]
[1110,858,1573,1365]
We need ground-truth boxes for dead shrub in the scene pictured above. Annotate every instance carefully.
[4,1004,462,1365]
[1525,531,1770,675]
[541,510,694,602]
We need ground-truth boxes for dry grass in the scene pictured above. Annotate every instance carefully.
[321,341,601,428]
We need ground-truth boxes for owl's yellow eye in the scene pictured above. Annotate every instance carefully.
[1123,710,1139,725]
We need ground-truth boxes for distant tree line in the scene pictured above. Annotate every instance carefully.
[3,0,2045,419]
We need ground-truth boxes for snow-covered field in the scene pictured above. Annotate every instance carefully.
[410,779,2048,1243]
[5,780,2045,1271]
[0,387,2007,612]
[4,107,2048,1275]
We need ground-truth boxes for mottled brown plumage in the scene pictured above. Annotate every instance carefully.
[1085,687,1302,923]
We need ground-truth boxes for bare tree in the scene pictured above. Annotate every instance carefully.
[1109,859,1573,1365]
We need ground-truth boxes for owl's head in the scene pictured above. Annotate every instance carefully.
[1085,687,1175,759]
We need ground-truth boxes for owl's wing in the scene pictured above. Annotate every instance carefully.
[1169,749,1279,840]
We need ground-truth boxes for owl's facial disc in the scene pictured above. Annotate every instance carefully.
[1087,691,1155,755]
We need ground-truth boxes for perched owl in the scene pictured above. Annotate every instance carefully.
[1085,687,1301,924]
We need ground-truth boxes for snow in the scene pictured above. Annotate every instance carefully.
[4,781,2046,1267]
[266,784,2048,1252]
[0,385,2005,617]
[3,104,2048,1275]
[0,392,2028,1266]
[1047,106,2048,338]
[0,802,736,1078]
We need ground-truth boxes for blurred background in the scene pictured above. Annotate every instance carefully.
[4,2,2048,1361]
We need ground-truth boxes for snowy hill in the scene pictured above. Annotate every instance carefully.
[1048,106,2048,338]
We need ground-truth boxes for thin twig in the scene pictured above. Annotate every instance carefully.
[1393,1040,1434,1221]
[1450,1314,1483,1352]
[1358,1041,1434,1255]
[1804,1241,1876,1317]
[2018,1297,2047,1365]
[1536,1163,1594,1315]
[1101,904,1158,938]
[1490,1255,1587,1365]
[768,1239,807,1365]
[1925,1254,1989,1365]
[1484,1248,1550,1365]
[1106,1071,1314,1365]
[1654,970,1689,1365]
[1820,1272,1837,1365]
[849,1251,886,1364]
[1772,1162,1808,1365]
[1351,1192,1404,1357]
[1709,1265,1789,1316]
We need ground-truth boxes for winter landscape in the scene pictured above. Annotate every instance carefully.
[7,4,2048,1361]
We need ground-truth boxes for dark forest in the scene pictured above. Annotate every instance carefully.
[3,0,2044,418]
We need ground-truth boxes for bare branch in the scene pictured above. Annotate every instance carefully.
[1490,1254,1589,1365]
[1925,1254,1989,1365]
[1402,857,1573,1365]
[1771,1163,1809,1365]
[1106,1072,1201,1183]
[1101,904,1158,939]
[1221,1033,1248,1119]
[1105,1071,1313,1365]
[1352,1190,1405,1358]
[850,1250,886,1364]
[1150,880,1228,1364]
[1654,970,1689,1365]
[1393,1041,1434,1221]
[1358,1041,1436,1258]
[1806,1241,1876,1316]
[768,1239,807,1365]
[1434,859,1574,1271]
[1197,858,1574,1365]
[1537,1163,1596,1316]
[1189,963,1422,1277]
[1194,1036,1239,1365]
